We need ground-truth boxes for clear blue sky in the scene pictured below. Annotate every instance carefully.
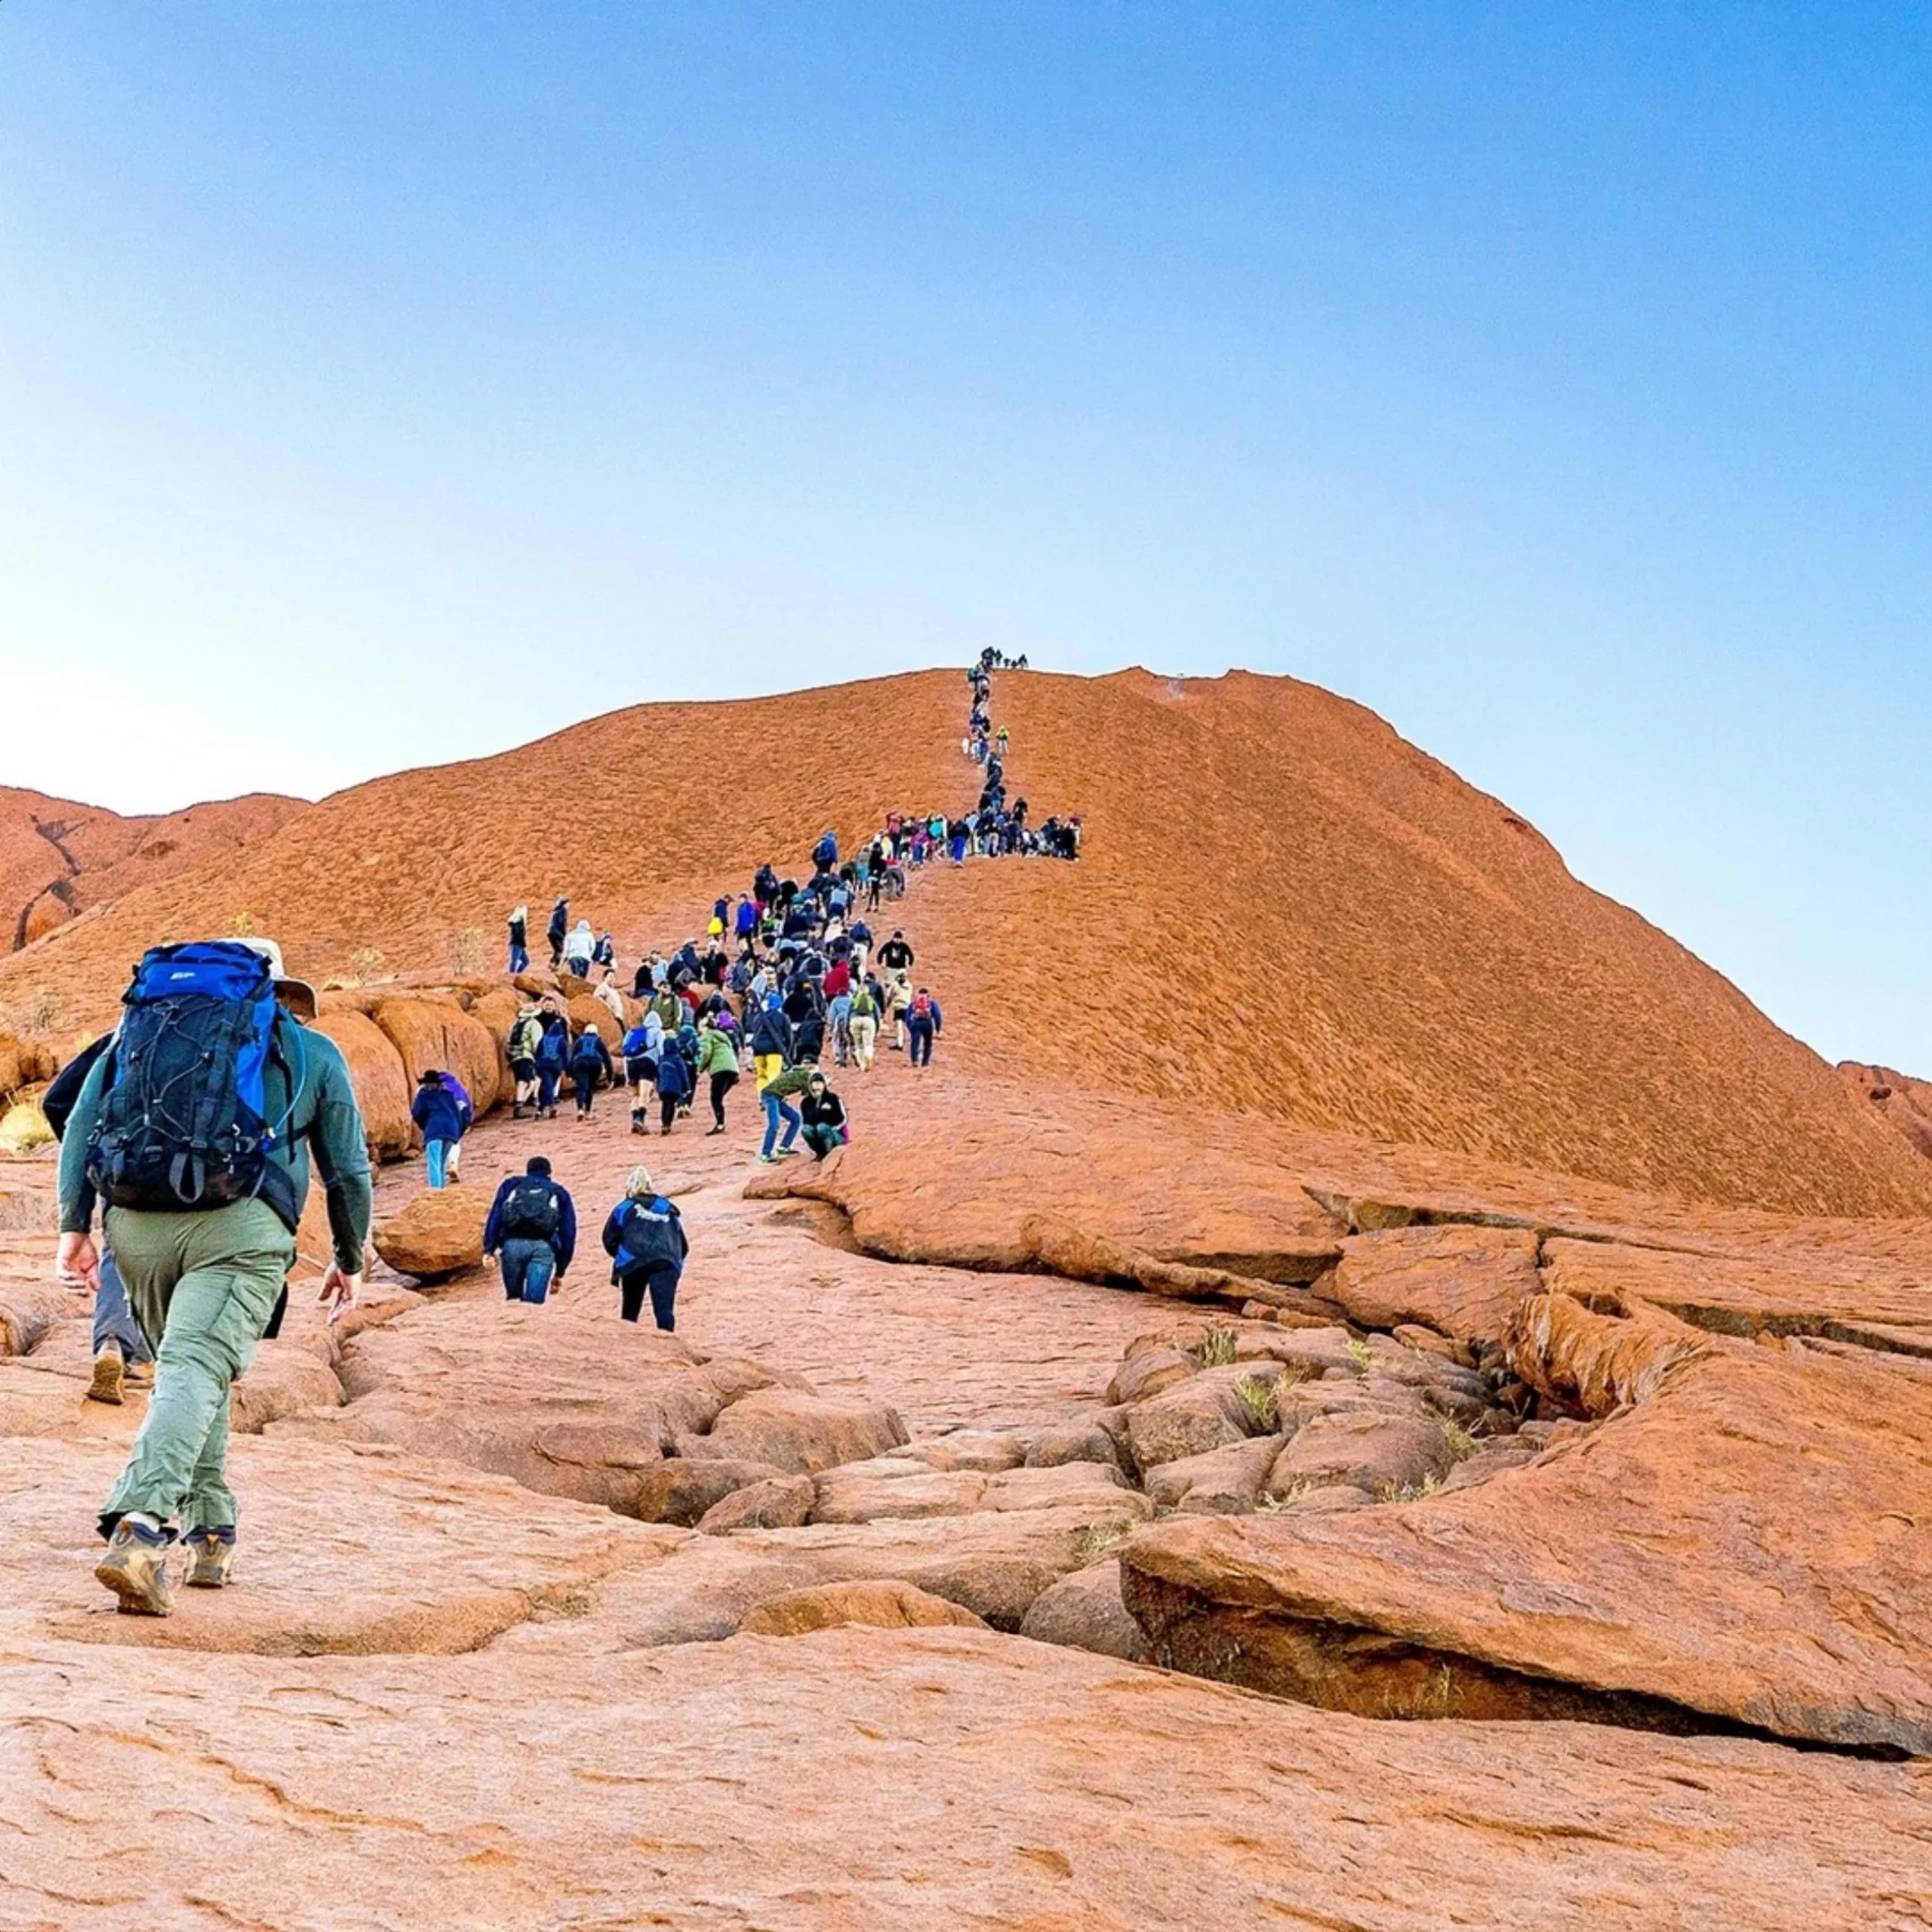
[2,5,1927,1069]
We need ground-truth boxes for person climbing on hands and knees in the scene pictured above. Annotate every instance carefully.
[56,938,370,1617]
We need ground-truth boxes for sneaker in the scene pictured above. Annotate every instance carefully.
[95,1515,174,1617]
[183,1527,237,1589]
[706,1124,726,1136]
[758,1153,779,1164]
[87,1343,125,1406]
[125,1358,155,1389]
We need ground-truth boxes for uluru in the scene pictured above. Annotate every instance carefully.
[8,11,1930,1928]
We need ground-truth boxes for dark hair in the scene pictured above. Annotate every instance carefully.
[526,1155,552,1177]
[417,1069,442,1084]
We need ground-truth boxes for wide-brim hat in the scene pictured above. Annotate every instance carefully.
[238,937,318,1022]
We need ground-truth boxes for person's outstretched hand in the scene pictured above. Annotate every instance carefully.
[318,1264,362,1325]
[56,1232,100,1294]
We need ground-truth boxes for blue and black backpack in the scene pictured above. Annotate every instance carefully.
[85,941,301,1219]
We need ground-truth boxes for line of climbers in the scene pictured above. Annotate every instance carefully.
[43,660,1078,1617]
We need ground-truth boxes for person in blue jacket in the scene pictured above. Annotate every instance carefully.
[602,1167,688,1331]
[411,1069,473,1188]
[653,1036,692,1135]
[481,1156,577,1305]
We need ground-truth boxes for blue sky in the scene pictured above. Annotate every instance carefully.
[2,4,1928,1069]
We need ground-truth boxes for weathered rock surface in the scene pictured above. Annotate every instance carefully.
[1020,1557,1152,1661]
[5,1435,660,1656]
[1123,1300,1932,1752]
[808,1456,1134,1525]
[699,1472,817,1532]
[1324,1223,1543,1344]
[369,992,510,1112]
[681,1386,910,1474]
[5,1624,1930,1927]
[369,1183,489,1281]
[740,1578,989,1635]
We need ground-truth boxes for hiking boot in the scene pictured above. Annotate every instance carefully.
[706,1124,726,1136]
[183,1527,237,1589]
[125,1358,155,1389]
[95,1515,174,1617]
[88,1342,126,1405]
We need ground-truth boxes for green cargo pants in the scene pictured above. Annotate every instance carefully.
[99,1198,294,1538]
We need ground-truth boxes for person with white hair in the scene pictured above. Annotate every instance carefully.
[601,1167,688,1331]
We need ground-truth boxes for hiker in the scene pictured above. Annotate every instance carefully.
[696,1020,740,1134]
[995,725,1009,757]
[602,1168,688,1331]
[546,897,569,969]
[848,980,881,1071]
[653,1034,691,1135]
[55,937,370,1617]
[749,998,801,1163]
[481,1155,577,1305]
[533,1003,569,1119]
[906,986,944,1068]
[592,931,616,969]
[564,918,595,979]
[622,1011,662,1134]
[45,1035,154,1404]
[886,974,913,1053]
[411,1069,473,1189]
[508,1004,543,1118]
[594,967,627,1026]
[798,1072,849,1161]
[570,1022,614,1118]
[507,904,530,975]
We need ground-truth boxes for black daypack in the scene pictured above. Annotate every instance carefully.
[86,941,300,1220]
[502,1177,561,1240]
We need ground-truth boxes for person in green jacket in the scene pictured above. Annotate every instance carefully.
[55,939,372,1617]
[694,1020,741,1136]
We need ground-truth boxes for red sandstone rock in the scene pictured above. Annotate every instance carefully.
[1325,1223,1543,1344]
[369,1184,489,1281]
[309,1008,415,1161]
[740,1578,989,1635]
[1122,1306,1932,1752]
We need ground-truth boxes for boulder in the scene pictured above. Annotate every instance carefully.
[368,995,506,1117]
[1020,1558,1150,1663]
[370,1186,489,1282]
[309,1011,415,1161]
[1143,1435,1280,1515]
[1104,1346,1195,1407]
[0,1032,58,1103]
[682,1389,909,1475]
[809,1459,1135,1526]
[0,1281,67,1357]
[894,1431,1031,1472]
[629,1457,792,1527]
[699,1474,817,1533]
[1264,1411,1456,1500]
[740,1579,988,1636]
[1024,1421,1123,1471]
[1122,1364,1272,1469]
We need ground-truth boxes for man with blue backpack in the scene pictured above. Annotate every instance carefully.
[481,1155,577,1304]
[54,937,371,1618]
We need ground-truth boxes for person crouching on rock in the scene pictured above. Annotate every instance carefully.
[482,1155,577,1305]
[603,1168,688,1331]
[571,1023,614,1120]
[798,1072,849,1161]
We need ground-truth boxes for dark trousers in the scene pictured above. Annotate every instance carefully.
[709,1069,738,1126]
[537,1066,561,1110]
[659,1092,679,1131]
[574,1071,597,1113]
[909,1020,935,1066]
[618,1263,680,1331]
